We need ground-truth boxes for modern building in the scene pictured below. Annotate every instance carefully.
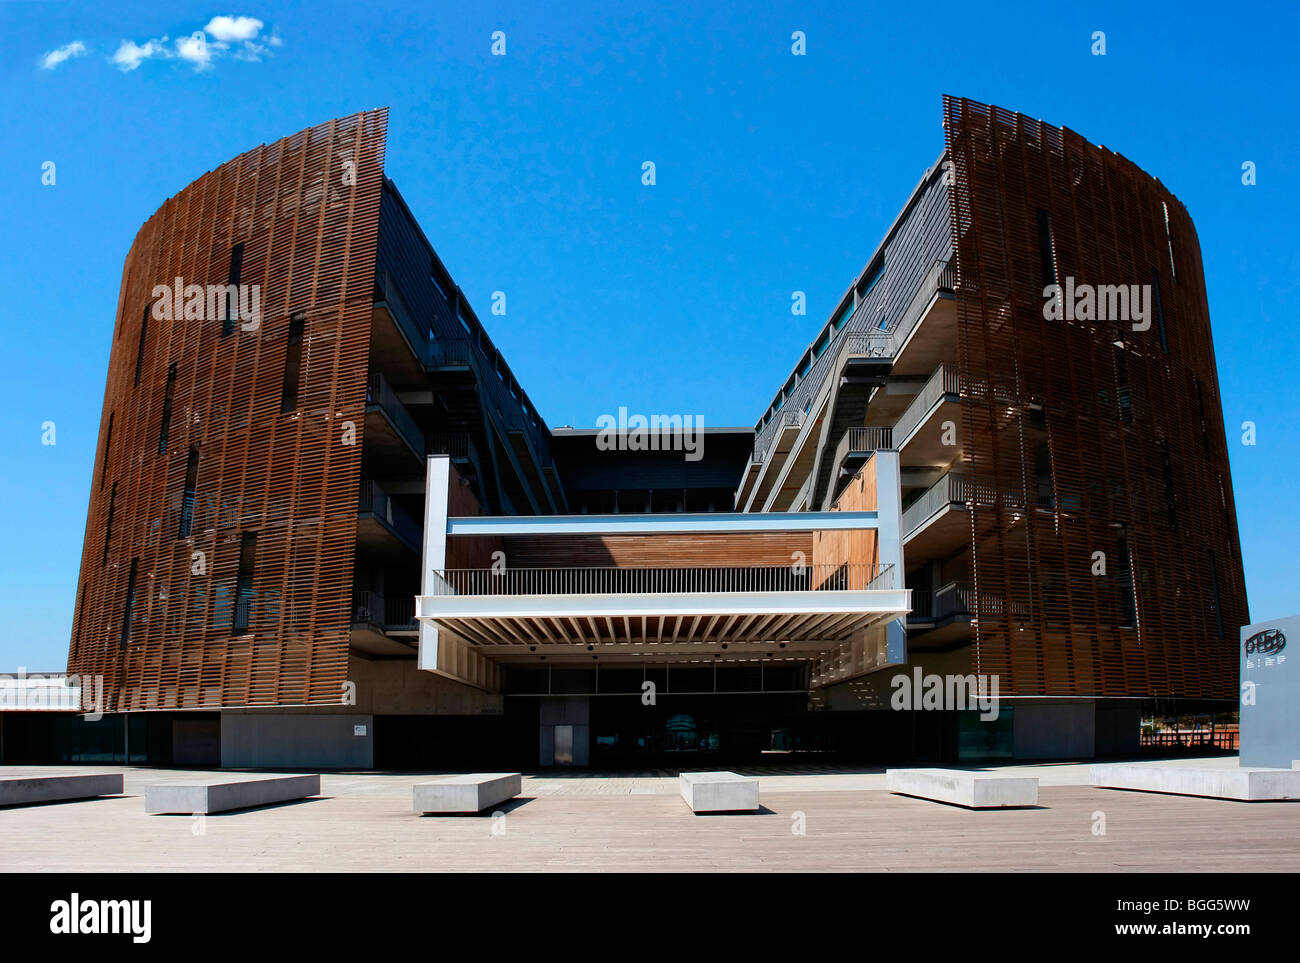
[7,96,1245,769]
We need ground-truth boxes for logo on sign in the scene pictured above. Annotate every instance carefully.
[1244,628,1286,656]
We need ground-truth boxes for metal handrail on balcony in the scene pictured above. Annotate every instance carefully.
[426,563,896,597]
[893,363,961,446]
[429,337,475,367]
[367,372,425,457]
[352,590,418,631]
[352,589,385,626]
[902,472,966,538]
[933,581,971,620]
[843,426,893,453]
[906,581,971,623]
[358,480,423,550]
[427,432,472,459]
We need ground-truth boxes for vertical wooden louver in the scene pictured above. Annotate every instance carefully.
[942,95,1246,698]
[69,109,389,710]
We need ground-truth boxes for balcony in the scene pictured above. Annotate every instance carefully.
[429,337,475,370]
[894,364,962,466]
[366,372,424,464]
[901,472,969,560]
[351,590,418,636]
[905,581,972,647]
[357,479,422,554]
[418,562,908,663]
[830,426,892,500]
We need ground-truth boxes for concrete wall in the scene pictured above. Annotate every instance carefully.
[348,655,503,715]
[221,713,374,769]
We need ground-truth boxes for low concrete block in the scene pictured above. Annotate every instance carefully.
[1091,764,1300,801]
[0,773,124,807]
[144,774,320,814]
[413,773,522,813]
[886,769,1039,808]
[679,771,759,813]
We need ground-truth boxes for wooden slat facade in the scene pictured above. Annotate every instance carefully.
[68,110,389,710]
[943,96,1247,698]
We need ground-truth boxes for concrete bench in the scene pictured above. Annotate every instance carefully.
[679,771,760,813]
[1091,764,1300,802]
[413,773,522,813]
[886,769,1039,808]
[0,773,124,807]
[144,774,320,814]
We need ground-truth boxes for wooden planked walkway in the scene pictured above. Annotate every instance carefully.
[1,769,1297,872]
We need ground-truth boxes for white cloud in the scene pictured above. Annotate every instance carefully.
[204,16,264,42]
[111,37,169,72]
[39,41,87,70]
[103,17,279,74]
[176,32,214,70]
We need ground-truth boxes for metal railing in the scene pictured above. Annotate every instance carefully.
[906,581,971,622]
[427,432,472,459]
[351,590,417,630]
[843,426,893,454]
[893,363,961,446]
[902,472,966,538]
[429,337,475,367]
[426,563,896,597]
[750,258,954,464]
[357,480,423,550]
[366,372,425,457]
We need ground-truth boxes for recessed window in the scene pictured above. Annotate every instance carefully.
[102,481,117,566]
[1162,202,1177,281]
[832,298,854,332]
[280,311,306,413]
[178,447,200,538]
[857,258,884,299]
[120,558,139,647]
[158,363,177,454]
[232,532,257,634]
[1151,269,1169,353]
[430,259,449,302]
[812,328,830,358]
[134,305,150,387]
[1036,209,1056,287]
[1115,532,1137,628]
[1113,344,1132,423]
[100,413,114,490]
[1034,442,1055,509]
[221,242,244,337]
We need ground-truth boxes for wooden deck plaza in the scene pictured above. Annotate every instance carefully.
[1,761,1297,872]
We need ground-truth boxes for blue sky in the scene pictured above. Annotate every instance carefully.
[1,1,1297,668]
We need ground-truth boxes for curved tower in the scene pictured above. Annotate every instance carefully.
[70,110,390,710]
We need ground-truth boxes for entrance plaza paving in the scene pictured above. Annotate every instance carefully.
[1,757,1297,872]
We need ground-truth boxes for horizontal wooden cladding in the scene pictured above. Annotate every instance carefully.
[68,109,389,711]
[815,459,880,581]
[944,95,1246,699]
[496,532,814,568]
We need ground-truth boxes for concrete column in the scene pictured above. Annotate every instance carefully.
[873,449,908,666]
[419,455,450,673]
